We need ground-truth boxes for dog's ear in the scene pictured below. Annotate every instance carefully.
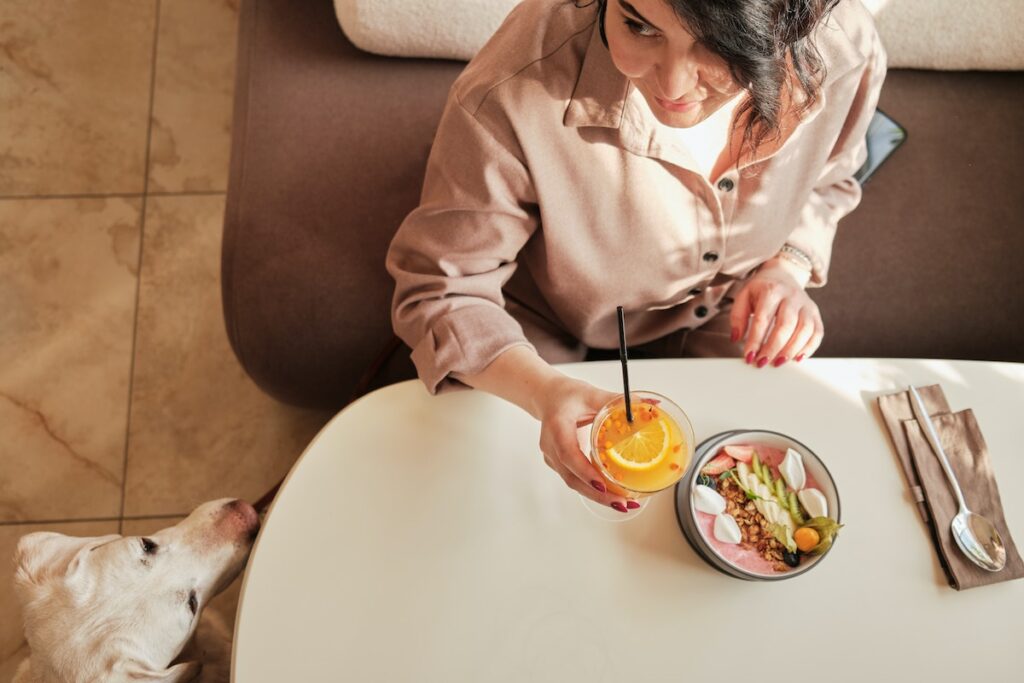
[14,532,79,588]
[14,532,121,590]
[112,660,203,682]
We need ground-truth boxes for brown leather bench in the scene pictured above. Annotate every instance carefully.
[222,0,1024,409]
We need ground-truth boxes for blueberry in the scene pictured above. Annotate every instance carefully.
[783,550,800,568]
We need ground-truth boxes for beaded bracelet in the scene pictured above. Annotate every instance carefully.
[778,244,814,272]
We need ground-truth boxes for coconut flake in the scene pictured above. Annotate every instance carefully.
[713,513,742,544]
[780,448,807,491]
[798,487,828,519]
[693,485,726,515]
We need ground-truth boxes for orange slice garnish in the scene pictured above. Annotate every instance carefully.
[605,417,672,471]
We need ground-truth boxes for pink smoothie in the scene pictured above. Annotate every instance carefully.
[694,444,825,575]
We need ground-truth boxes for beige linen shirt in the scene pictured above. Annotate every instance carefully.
[387,0,887,393]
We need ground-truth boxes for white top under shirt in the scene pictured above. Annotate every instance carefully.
[662,93,745,180]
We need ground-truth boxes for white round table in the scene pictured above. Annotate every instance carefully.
[233,359,1024,682]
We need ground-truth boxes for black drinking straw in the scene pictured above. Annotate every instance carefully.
[616,306,633,423]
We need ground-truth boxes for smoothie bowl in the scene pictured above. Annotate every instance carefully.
[675,430,842,581]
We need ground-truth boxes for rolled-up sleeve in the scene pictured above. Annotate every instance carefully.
[386,93,539,394]
[786,26,888,287]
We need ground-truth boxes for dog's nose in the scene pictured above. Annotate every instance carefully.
[224,499,260,537]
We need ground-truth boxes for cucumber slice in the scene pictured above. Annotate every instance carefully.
[788,491,805,524]
[774,477,787,503]
[751,453,763,480]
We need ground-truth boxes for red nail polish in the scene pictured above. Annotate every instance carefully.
[745,351,754,364]
[756,357,768,368]
[795,354,805,362]
[773,357,787,367]
[626,500,641,510]
[591,480,606,493]
[730,329,739,343]
[610,502,627,513]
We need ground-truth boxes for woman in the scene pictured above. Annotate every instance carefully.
[386,0,886,512]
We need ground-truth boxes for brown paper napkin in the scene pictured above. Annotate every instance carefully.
[877,385,1024,590]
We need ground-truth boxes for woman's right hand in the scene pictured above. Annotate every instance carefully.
[534,376,637,513]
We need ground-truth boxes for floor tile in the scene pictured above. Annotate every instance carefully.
[0,197,142,521]
[0,520,120,677]
[0,0,156,196]
[148,0,239,192]
[124,195,330,517]
[0,642,29,683]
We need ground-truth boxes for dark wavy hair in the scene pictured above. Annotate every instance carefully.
[590,0,841,159]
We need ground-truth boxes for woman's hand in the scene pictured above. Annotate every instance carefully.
[729,257,824,367]
[533,375,636,513]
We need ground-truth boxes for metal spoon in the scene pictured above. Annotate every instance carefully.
[908,386,1006,572]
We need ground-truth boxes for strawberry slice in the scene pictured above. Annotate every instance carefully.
[701,453,736,475]
[723,445,755,463]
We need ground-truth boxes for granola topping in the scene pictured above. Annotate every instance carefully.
[719,475,788,572]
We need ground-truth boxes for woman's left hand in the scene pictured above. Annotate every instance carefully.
[729,258,824,368]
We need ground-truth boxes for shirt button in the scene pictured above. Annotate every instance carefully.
[702,251,719,263]
[695,305,709,318]
[717,177,735,192]
[689,287,703,296]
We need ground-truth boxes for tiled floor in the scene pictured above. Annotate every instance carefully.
[0,0,332,674]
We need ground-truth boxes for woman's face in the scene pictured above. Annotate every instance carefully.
[604,0,744,128]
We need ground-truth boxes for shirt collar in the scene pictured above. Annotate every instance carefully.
[563,23,685,167]
[563,20,630,130]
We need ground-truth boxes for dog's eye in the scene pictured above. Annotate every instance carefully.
[140,538,158,555]
[188,590,198,615]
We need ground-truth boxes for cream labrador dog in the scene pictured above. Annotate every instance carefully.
[12,498,260,683]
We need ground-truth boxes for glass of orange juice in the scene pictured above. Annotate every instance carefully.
[584,391,695,520]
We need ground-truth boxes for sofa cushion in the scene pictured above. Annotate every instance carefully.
[334,0,518,61]
[334,0,1024,69]
[223,0,461,407]
[863,0,1024,70]
[811,70,1024,361]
